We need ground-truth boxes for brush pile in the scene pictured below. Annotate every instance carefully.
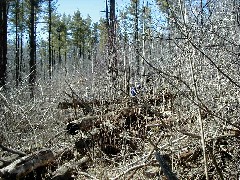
[0,87,239,179]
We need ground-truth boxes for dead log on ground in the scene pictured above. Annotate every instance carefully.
[52,156,89,180]
[0,149,54,180]
[67,112,115,134]
[67,106,144,133]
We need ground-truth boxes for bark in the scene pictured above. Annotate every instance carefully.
[0,0,8,88]
[52,157,88,180]
[48,0,52,78]
[134,0,139,77]
[29,0,36,98]
[15,0,20,87]
[0,149,54,180]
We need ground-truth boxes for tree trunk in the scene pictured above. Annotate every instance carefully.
[0,0,8,88]
[29,0,36,98]
[48,0,52,78]
[19,0,24,84]
[134,0,139,78]
[15,0,20,87]
[106,0,117,83]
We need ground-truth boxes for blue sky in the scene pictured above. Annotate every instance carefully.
[57,0,131,22]
[36,0,160,39]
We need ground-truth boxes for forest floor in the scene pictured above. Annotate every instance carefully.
[0,71,239,179]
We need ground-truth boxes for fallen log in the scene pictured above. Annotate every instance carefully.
[0,149,54,180]
[66,116,100,135]
[52,166,73,180]
[52,156,89,180]
[66,106,144,134]
[0,154,19,168]
[67,112,115,134]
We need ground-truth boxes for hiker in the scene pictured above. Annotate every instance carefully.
[130,86,137,97]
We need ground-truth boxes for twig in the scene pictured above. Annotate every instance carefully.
[0,92,14,117]
[78,171,98,180]
[0,158,11,168]
[111,163,149,180]
[179,130,201,139]
[0,144,26,156]
[112,135,187,180]
[189,50,209,180]
[207,145,224,180]
[127,169,138,180]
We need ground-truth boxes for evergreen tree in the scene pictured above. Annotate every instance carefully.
[70,10,84,59]
[98,18,108,54]
[69,10,92,64]
[60,13,71,65]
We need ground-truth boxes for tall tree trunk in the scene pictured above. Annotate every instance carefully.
[134,0,139,77]
[19,0,24,84]
[0,0,8,88]
[15,0,20,87]
[57,28,61,65]
[48,0,52,78]
[141,2,147,87]
[29,0,36,98]
[109,0,117,81]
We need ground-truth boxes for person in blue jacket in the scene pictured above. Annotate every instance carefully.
[130,86,137,97]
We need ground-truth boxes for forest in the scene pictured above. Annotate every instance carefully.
[0,0,240,179]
